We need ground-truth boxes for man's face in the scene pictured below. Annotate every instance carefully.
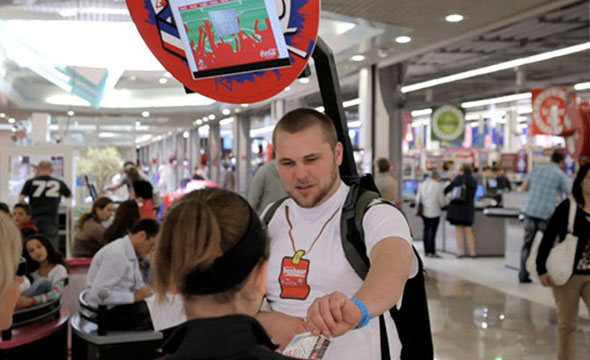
[132,231,156,258]
[13,208,30,226]
[275,124,343,208]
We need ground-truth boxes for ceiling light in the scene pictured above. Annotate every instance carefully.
[164,71,172,78]
[411,108,433,117]
[222,109,231,115]
[284,86,291,91]
[59,8,78,17]
[183,131,189,138]
[142,111,150,117]
[445,14,464,23]
[159,77,168,84]
[208,114,216,120]
[203,118,209,122]
[196,119,203,125]
[67,110,75,116]
[402,42,590,93]
[8,118,15,124]
[298,77,310,84]
[241,103,249,107]
[395,36,412,44]
[343,98,361,108]
[461,93,531,108]
[98,132,117,138]
[351,55,365,62]
[0,113,5,118]
[136,121,141,127]
[220,117,234,126]
[574,81,590,90]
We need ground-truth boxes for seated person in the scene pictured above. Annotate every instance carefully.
[13,203,38,239]
[0,202,10,215]
[493,166,512,192]
[86,218,159,331]
[152,188,295,359]
[17,234,68,309]
[73,197,114,258]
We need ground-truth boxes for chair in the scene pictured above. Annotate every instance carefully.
[70,289,162,360]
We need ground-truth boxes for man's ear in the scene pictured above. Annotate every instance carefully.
[334,142,343,166]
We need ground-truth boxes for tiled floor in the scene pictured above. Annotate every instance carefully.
[421,244,590,359]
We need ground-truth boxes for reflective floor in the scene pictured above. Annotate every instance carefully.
[426,269,590,359]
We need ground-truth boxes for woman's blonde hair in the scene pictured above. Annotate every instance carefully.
[0,213,22,298]
[152,188,267,302]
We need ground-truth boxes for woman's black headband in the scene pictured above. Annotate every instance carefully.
[181,205,266,295]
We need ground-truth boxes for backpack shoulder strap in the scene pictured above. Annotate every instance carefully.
[262,197,289,226]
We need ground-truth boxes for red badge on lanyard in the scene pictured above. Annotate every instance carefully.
[278,206,339,300]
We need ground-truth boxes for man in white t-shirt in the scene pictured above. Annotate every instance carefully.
[257,108,418,360]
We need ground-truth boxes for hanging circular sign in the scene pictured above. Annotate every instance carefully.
[431,105,465,142]
[126,0,319,104]
[531,88,567,135]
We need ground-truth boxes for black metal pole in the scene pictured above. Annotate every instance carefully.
[312,37,358,180]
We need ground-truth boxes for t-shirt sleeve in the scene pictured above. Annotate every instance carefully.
[21,180,32,196]
[60,181,72,197]
[362,202,418,279]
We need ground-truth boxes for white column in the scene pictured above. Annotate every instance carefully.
[359,66,374,174]
[233,115,251,196]
[31,112,51,145]
[504,109,519,151]
[271,99,285,121]
[208,124,221,184]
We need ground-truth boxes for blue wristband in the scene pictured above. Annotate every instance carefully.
[351,297,372,329]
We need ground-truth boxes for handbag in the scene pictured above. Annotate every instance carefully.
[449,177,466,203]
[416,202,424,216]
[526,197,578,286]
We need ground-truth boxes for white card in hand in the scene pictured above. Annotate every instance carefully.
[282,332,331,359]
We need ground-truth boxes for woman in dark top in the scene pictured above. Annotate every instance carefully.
[444,163,478,258]
[125,167,156,219]
[103,200,140,244]
[535,163,590,360]
[152,188,295,360]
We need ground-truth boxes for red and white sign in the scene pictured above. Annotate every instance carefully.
[531,88,568,135]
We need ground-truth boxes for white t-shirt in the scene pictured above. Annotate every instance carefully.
[265,181,418,360]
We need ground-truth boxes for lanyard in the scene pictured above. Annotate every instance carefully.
[284,205,340,261]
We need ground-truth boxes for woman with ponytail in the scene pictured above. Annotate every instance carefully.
[152,188,295,360]
[73,197,114,257]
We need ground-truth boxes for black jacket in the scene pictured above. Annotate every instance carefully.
[444,173,478,225]
[163,314,296,360]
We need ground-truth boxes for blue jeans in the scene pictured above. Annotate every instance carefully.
[21,278,52,297]
[520,216,548,281]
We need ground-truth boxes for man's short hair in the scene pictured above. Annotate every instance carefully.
[272,108,338,149]
[551,150,565,164]
[13,203,31,215]
[0,202,9,214]
[123,160,135,169]
[431,171,440,180]
[37,160,52,171]
[130,218,160,238]
[375,158,391,173]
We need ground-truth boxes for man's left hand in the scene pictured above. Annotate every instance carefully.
[304,291,362,338]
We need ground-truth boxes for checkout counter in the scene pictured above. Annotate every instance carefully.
[403,179,526,259]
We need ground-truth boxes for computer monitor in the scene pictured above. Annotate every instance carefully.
[487,178,498,189]
[170,0,291,79]
[403,179,418,197]
[475,184,485,201]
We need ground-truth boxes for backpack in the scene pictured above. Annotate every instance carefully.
[263,174,434,360]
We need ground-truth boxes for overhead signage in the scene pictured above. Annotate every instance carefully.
[531,88,568,135]
[431,105,465,143]
[126,0,319,104]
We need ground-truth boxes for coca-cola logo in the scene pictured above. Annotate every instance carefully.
[260,48,277,58]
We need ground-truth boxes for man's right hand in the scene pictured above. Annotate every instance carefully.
[134,286,153,302]
[539,273,553,287]
[256,311,306,350]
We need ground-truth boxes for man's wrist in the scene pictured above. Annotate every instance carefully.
[350,297,372,329]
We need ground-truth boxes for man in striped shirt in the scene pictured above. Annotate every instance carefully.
[519,150,571,283]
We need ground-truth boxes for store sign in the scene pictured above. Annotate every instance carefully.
[431,105,465,143]
[126,0,319,104]
[531,88,568,135]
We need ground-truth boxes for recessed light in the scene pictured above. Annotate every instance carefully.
[395,36,412,44]
[284,86,291,91]
[67,110,75,116]
[159,78,168,84]
[298,77,310,84]
[208,114,216,120]
[196,119,203,125]
[164,71,172,78]
[241,103,249,107]
[351,55,365,62]
[8,118,15,124]
[222,109,231,115]
[0,113,5,118]
[183,131,189,138]
[445,14,464,23]
[203,118,209,122]
[142,111,150,117]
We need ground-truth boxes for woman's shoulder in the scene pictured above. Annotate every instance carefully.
[49,264,68,278]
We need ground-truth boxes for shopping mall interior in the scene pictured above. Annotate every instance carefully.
[0,0,589,359]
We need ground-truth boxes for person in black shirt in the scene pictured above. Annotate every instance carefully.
[535,163,590,360]
[492,166,512,192]
[152,188,295,360]
[19,161,71,249]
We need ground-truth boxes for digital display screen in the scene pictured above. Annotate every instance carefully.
[487,178,498,189]
[403,179,418,196]
[170,0,290,79]
[475,184,485,201]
